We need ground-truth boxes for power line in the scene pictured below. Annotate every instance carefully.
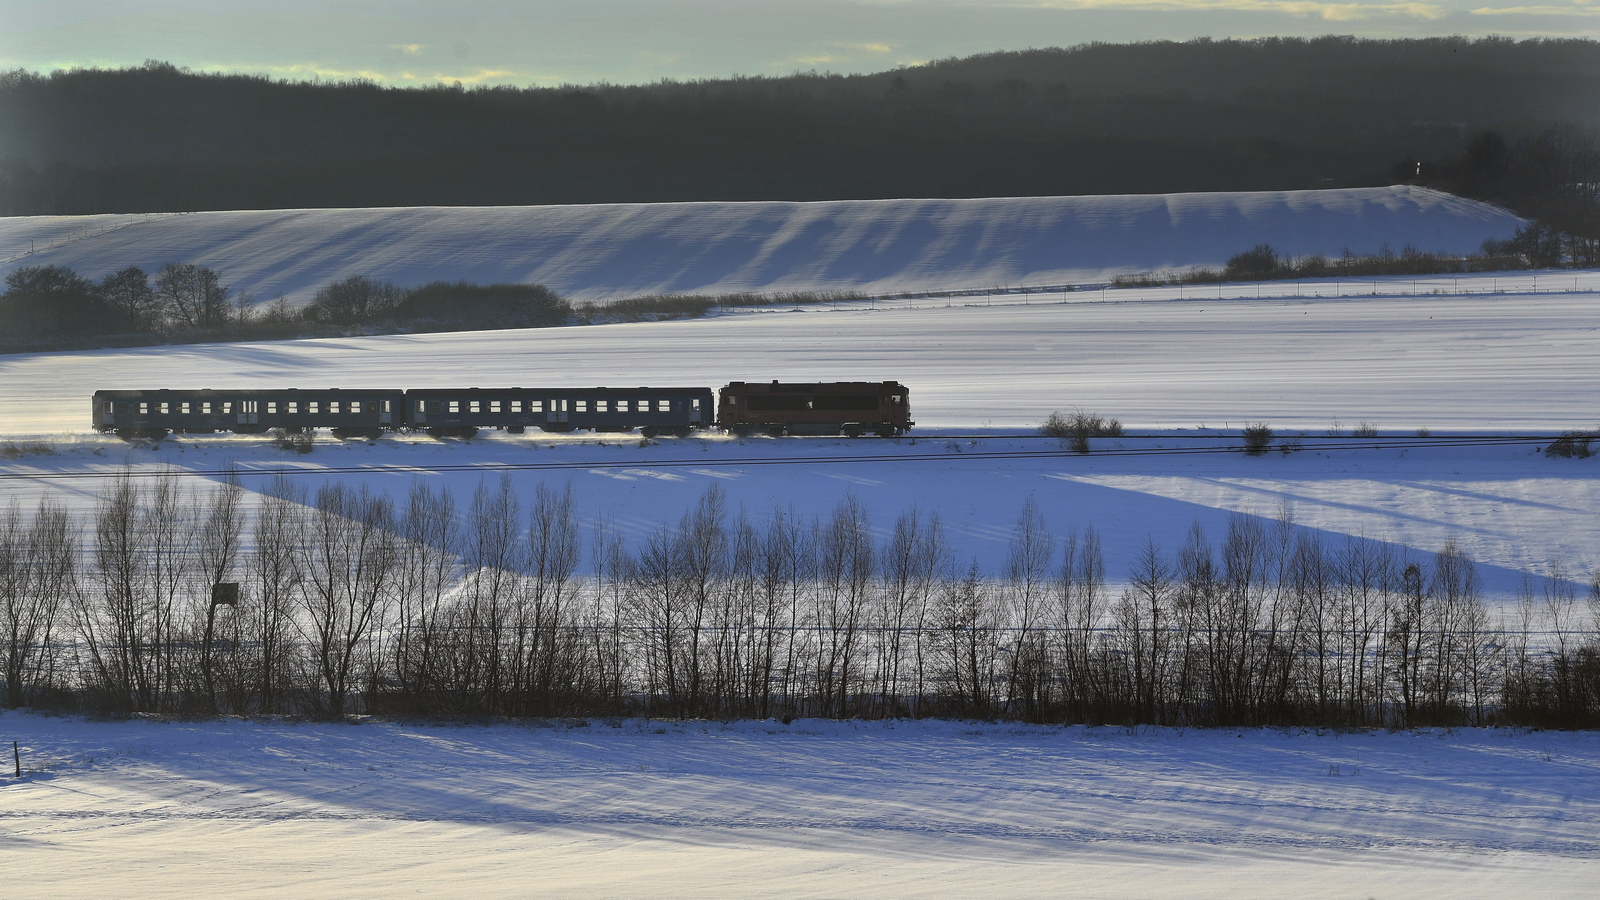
[0,433,1554,481]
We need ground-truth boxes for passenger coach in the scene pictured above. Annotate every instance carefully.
[93,389,403,440]
[407,387,714,438]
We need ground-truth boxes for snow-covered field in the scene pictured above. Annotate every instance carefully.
[4,202,1599,896]
[1,270,1598,594]
[3,712,1597,899]
[0,187,1523,302]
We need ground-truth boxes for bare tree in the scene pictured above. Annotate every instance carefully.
[1002,498,1054,720]
[296,484,399,716]
[97,266,161,332]
[156,262,232,330]
[1,500,75,707]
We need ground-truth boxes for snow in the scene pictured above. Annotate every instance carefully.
[2,269,1598,595]
[3,712,1597,898]
[0,187,1524,302]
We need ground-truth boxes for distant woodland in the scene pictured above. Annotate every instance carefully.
[3,36,1599,217]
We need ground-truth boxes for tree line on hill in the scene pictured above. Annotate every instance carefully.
[3,36,1598,218]
[0,265,572,351]
[4,477,1597,728]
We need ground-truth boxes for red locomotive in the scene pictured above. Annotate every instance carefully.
[718,381,912,437]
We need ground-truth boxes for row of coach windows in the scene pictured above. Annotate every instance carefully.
[421,398,679,414]
[125,399,385,416]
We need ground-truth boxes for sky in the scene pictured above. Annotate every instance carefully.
[2,0,1597,87]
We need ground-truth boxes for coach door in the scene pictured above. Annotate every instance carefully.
[379,400,393,426]
[238,400,259,426]
[547,398,568,425]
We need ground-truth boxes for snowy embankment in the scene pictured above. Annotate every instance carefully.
[1,271,1598,594]
[0,186,1523,302]
[2,713,1596,899]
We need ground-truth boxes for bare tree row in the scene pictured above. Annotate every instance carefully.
[4,477,1599,727]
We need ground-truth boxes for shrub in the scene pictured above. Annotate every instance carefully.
[270,428,314,454]
[1042,409,1123,453]
[1352,421,1378,438]
[1545,430,1597,458]
[1242,423,1274,455]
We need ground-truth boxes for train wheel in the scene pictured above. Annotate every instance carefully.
[330,427,353,440]
[843,425,863,438]
[426,427,449,439]
[874,425,893,438]
[766,424,785,437]
[115,428,138,442]
[454,427,479,439]
[506,425,526,435]
[365,427,384,440]
[146,428,169,442]
[641,426,660,438]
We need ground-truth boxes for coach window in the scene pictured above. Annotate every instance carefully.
[138,402,149,414]
[104,401,114,414]
[617,399,630,413]
[657,400,671,412]
[469,400,481,413]
[575,400,588,413]
[510,400,522,413]
[330,401,342,414]
[266,402,278,414]
[489,400,501,413]
[179,402,190,414]
[221,401,233,414]
[200,401,212,414]
[595,400,608,412]
[529,400,544,412]
[448,400,460,413]
[307,401,319,413]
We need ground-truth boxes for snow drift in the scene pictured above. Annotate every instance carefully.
[0,186,1523,303]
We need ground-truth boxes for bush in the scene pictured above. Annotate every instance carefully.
[1242,423,1274,456]
[1545,430,1597,458]
[1352,421,1378,438]
[271,428,314,454]
[1043,409,1123,453]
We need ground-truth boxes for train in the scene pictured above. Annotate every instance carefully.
[91,381,912,441]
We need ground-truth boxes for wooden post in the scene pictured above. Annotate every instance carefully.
[13,740,19,778]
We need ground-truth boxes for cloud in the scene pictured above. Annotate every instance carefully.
[261,62,394,82]
[947,0,1451,19]
[390,44,425,55]
[1470,2,1600,13]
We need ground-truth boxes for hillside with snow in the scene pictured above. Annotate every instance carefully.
[0,187,1523,303]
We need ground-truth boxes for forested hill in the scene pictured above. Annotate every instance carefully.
[2,36,1598,216]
